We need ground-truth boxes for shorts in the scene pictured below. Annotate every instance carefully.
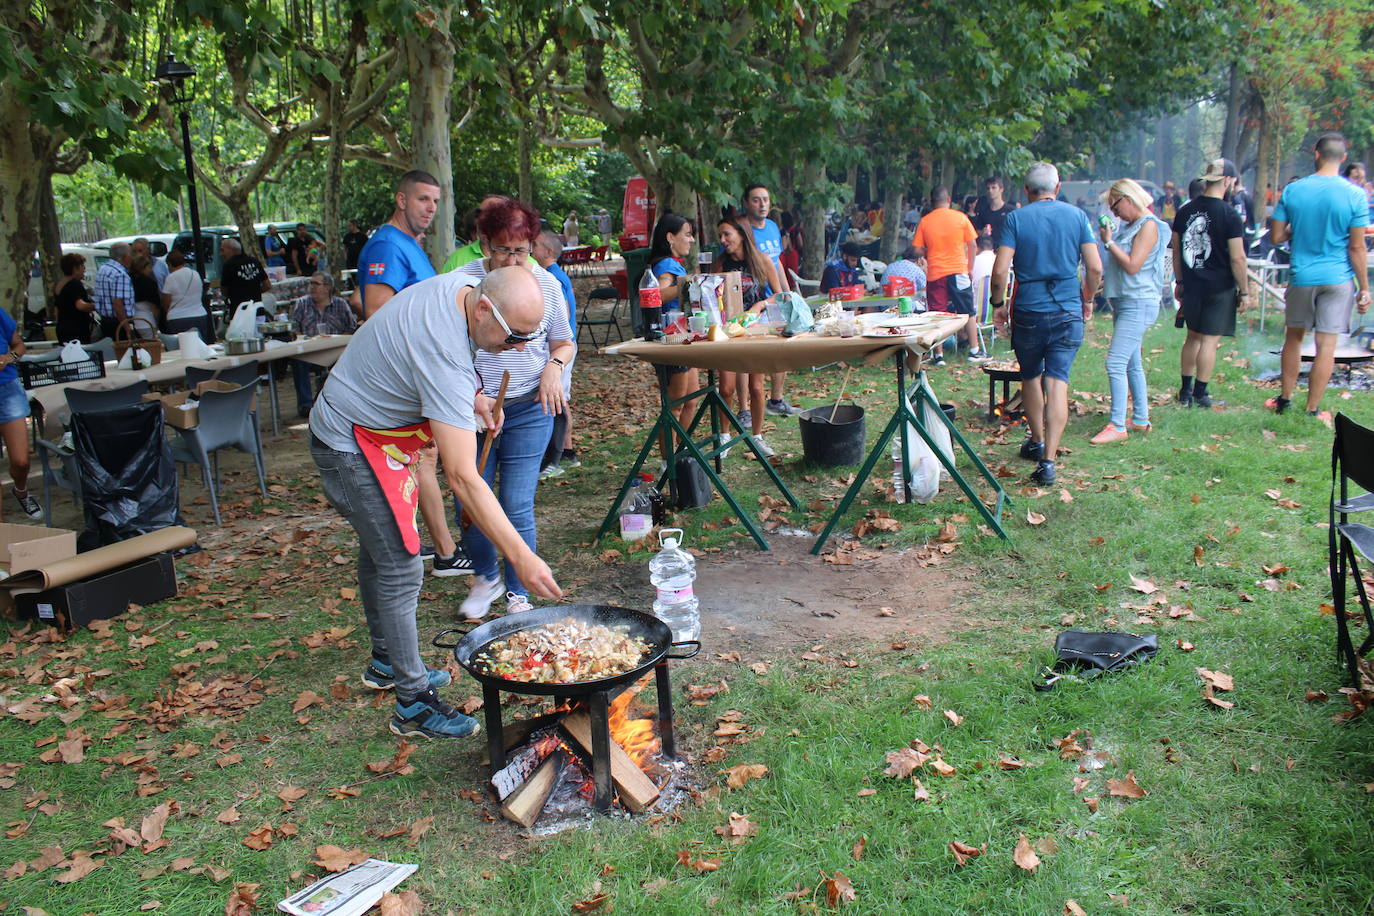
[1285,281,1355,335]
[654,364,692,386]
[927,274,975,315]
[1180,288,1237,337]
[560,351,576,398]
[0,378,30,425]
[1010,310,1084,383]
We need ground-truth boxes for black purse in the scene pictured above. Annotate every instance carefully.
[1033,630,1159,690]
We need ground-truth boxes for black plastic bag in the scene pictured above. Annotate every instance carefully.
[71,402,181,550]
[1033,630,1158,690]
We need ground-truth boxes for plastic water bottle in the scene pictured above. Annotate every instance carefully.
[650,528,699,642]
[890,436,907,501]
[618,479,653,540]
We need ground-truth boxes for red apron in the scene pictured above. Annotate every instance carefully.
[351,422,434,555]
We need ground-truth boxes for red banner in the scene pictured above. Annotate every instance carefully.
[621,177,657,249]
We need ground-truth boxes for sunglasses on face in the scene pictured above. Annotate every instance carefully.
[483,294,541,344]
[489,244,531,258]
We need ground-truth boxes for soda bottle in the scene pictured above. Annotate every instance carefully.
[890,436,907,501]
[639,269,663,340]
[639,472,666,526]
[649,528,700,642]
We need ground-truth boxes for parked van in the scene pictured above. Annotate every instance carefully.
[94,233,177,258]
[171,221,322,283]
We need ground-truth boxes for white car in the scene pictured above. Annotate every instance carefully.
[25,245,112,318]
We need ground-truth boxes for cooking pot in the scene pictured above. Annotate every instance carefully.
[434,604,700,697]
[224,337,265,355]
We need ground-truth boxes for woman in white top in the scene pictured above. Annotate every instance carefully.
[161,249,210,341]
[562,212,580,247]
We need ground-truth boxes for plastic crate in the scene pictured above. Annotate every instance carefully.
[19,357,107,390]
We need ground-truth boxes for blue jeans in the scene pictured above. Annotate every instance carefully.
[293,359,327,411]
[454,399,553,597]
[1106,297,1159,427]
[310,436,429,697]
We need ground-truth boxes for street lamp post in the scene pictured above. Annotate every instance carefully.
[155,54,207,305]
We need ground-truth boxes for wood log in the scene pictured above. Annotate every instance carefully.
[480,710,569,765]
[560,710,660,813]
[500,748,566,828]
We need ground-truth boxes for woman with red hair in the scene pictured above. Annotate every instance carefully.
[448,197,575,620]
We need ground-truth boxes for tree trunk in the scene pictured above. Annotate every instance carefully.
[800,158,826,280]
[229,199,259,272]
[1157,115,1174,187]
[1182,103,1201,184]
[846,163,858,202]
[879,171,904,264]
[37,171,63,319]
[1253,102,1272,224]
[939,156,954,193]
[0,87,42,320]
[1221,63,1243,162]
[517,119,533,203]
[323,89,345,282]
[404,8,456,270]
[1134,128,1148,178]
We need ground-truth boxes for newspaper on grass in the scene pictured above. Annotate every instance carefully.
[278,858,417,916]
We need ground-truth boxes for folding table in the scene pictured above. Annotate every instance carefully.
[602,316,1012,552]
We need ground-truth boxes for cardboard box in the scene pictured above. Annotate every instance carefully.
[142,380,251,430]
[16,553,176,631]
[0,523,77,576]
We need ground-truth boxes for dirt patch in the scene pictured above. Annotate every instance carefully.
[561,535,976,657]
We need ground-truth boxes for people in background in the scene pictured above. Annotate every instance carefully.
[1268,133,1370,418]
[131,238,168,291]
[717,215,784,459]
[883,244,929,298]
[161,248,209,341]
[286,224,314,276]
[263,225,287,269]
[1170,159,1251,410]
[0,312,39,520]
[54,252,96,344]
[533,229,580,479]
[563,211,580,247]
[645,213,698,429]
[291,272,358,417]
[92,242,133,340]
[914,186,983,362]
[219,237,272,309]
[1154,182,1184,222]
[343,219,368,272]
[1092,178,1170,444]
[820,241,862,293]
[742,183,803,418]
[971,176,1014,244]
[447,198,574,621]
[990,161,1102,486]
[128,254,161,339]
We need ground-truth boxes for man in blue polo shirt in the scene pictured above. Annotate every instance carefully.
[358,170,441,317]
[1269,132,1371,418]
[990,162,1102,486]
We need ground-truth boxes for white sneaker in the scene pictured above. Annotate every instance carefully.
[750,435,776,458]
[458,576,503,620]
[717,434,732,460]
[506,592,534,614]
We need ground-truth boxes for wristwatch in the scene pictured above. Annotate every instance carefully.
[550,356,566,367]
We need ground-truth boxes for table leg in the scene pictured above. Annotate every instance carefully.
[589,691,613,811]
[266,361,281,437]
[483,684,505,777]
[654,661,676,760]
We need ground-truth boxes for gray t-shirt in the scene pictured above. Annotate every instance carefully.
[310,272,481,452]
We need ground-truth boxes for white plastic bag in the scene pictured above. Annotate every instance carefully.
[904,427,941,503]
[226,301,259,340]
[60,340,88,363]
[117,347,152,369]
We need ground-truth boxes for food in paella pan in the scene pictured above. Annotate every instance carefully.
[472,617,653,684]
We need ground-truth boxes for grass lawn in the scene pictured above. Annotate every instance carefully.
[3,308,1373,916]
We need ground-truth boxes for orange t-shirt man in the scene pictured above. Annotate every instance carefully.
[913,205,977,313]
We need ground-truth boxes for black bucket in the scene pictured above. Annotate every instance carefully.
[798,403,866,466]
[939,403,956,423]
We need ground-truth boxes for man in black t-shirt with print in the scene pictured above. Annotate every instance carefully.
[219,238,271,308]
[1170,159,1253,408]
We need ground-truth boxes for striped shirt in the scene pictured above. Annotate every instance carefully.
[292,295,358,337]
[448,260,572,398]
[92,260,133,318]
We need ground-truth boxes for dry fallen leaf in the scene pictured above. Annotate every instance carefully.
[377,890,424,916]
[1128,575,1159,594]
[54,851,101,884]
[224,883,260,916]
[1013,834,1041,872]
[823,871,857,907]
[570,892,612,913]
[675,850,720,872]
[1106,770,1148,799]
[1083,796,1100,813]
[856,788,877,797]
[1026,510,1046,526]
[943,710,964,727]
[276,786,308,805]
[713,812,759,845]
[1196,668,1234,691]
[929,758,956,778]
[883,747,930,778]
[851,836,866,861]
[1065,901,1088,916]
[949,841,985,866]
[313,845,369,873]
[241,825,274,851]
[216,806,241,825]
[912,779,931,802]
[292,691,325,714]
[719,763,768,789]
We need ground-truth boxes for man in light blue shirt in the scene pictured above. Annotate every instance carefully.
[358,170,440,317]
[1269,132,1371,417]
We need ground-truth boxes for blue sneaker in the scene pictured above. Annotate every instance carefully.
[389,688,480,740]
[361,658,453,691]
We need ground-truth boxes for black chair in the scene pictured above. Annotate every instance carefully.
[578,287,625,348]
[64,380,149,415]
[1329,412,1374,685]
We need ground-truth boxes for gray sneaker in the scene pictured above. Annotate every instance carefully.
[390,688,480,740]
[766,398,802,416]
[737,409,752,428]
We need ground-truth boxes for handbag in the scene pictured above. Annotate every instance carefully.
[1033,629,1158,690]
